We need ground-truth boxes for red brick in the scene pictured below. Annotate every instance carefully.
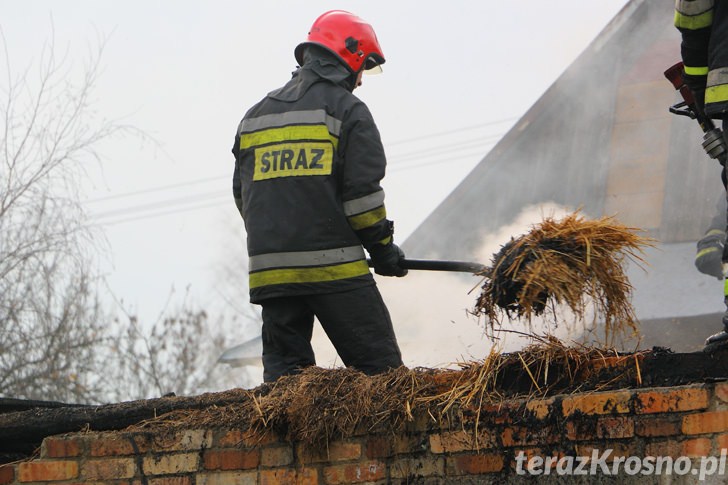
[390,456,444,479]
[82,458,136,480]
[714,382,728,405]
[576,442,638,462]
[147,478,193,485]
[502,426,559,447]
[217,429,277,448]
[143,453,199,475]
[365,436,393,458]
[716,432,728,450]
[566,419,596,441]
[261,446,293,467]
[323,461,385,484]
[683,438,712,457]
[447,454,504,475]
[597,416,634,439]
[393,434,425,455]
[481,400,522,424]
[525,398,555,420]
[152,430,212,451]
[196,471,258,485]
[366,434,423,458]
[634,416,681,437]
[0,465,14,485]
[17,460,79,482]
[683,410,728,435]
[429,429,494,453]
[203,449,260,471]
[645,440,682,459]
[297,442,361,464]
[561,390,632,416]
[90,434,149,456]
[635,386,709,414]
[42,436,82,458]
[260,468,318,485]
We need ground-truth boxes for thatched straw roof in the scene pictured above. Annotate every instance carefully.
[130,339,645,447]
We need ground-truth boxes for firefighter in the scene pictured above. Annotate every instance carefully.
[675,0,728,349]
[232,10,407,381]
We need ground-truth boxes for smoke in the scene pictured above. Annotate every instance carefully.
[310,202,586,369]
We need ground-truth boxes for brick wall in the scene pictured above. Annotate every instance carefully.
[3,382,728,484]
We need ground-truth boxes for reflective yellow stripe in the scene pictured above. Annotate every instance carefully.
[706,84,728,105]
[249,260,369,288]
[240,125,339,150]
[674,9,713,29]
[348,206,386,230]
[724,276,728,297]
[253,142,333,180]
[685,65,709,76]
[378,235,392,246]
[697,246,720,259]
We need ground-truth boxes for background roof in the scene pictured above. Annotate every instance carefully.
[403,0,726,350]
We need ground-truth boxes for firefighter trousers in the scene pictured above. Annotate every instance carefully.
[259,284,403,382]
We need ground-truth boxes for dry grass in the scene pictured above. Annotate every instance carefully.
[472,211,652,345]
[130,337,645,448]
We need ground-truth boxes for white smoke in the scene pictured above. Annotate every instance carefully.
[311,202,587,369]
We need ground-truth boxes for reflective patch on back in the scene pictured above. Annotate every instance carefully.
[253,142,333,181]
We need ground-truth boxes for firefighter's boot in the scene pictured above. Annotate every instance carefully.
[705,282,728,351]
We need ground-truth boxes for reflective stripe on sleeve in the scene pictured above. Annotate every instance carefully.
[240,125,339,150]
[697,246,720,259]
[249,260,370,288]
[684,65,709,76]
[343,190,385,216]
[249,245,365,271]
[706,67,728,105]
[675,10,714,29]
[675,0,714,16]
[348,206,387,231]
[240,109,342,136]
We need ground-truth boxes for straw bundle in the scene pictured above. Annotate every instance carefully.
[473,212,651,344]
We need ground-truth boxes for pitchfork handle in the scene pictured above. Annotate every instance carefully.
[366,258,484,274]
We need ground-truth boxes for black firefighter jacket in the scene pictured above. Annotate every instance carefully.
[232,55,394,303]
[676,0,728,117]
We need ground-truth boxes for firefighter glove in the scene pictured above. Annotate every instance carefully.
[695,229,725,280]
[369,243,408,277]
[683,71,708,115]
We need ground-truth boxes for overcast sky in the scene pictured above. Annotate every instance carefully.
[1,1,632,368]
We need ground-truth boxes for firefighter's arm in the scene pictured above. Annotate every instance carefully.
[232,132,244,218]
[340,103,407,277]
[675,0,713,107]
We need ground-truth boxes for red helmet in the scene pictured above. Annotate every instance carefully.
[294,10,385,73]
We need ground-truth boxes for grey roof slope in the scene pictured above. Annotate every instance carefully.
[403,0,726,350]
[404,0,720,257]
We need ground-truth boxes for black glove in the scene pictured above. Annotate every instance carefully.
[695,230,725,279]
[369,243,408,277]
[683,71,707,115]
